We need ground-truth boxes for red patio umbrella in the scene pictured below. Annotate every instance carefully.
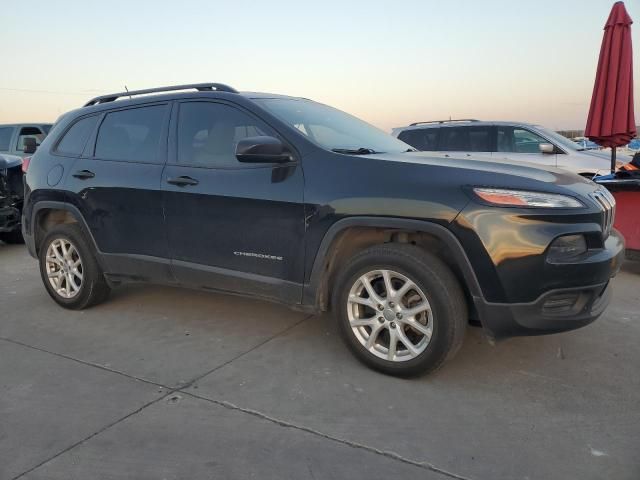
[585,1,636,173]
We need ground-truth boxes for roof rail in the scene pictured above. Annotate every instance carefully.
[409,119,479,126]
[83,83,238,107]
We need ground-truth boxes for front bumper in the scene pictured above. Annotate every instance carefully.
[0,205,21,232]
[476,229,625,339]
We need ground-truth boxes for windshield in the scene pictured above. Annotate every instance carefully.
[255,98,412,154]
[533,125,582,151]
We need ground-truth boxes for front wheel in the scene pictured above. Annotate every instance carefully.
[333,244,467,377]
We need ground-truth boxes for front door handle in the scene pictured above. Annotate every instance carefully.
[167,176,199,187]
[72,169,95,179]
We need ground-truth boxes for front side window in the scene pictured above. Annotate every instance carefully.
[55,116,99,156]
[397,128,438,151]
[0,127,13,151]
[95,105,167,162]
[255,98,411,154]
[177,102,274,168]
[16,126,46,152]
[497,127,548,153]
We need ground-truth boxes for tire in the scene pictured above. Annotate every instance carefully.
[332,244,467,377]
[38,223,110,309]
[0,229,24,244]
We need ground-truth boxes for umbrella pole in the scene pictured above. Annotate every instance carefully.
[611,146,617,174]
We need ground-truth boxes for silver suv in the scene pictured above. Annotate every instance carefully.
[392,120,620,177]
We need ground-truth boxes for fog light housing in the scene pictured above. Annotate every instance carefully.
[547,234,587,262]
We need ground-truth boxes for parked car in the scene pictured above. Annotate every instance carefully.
[0,153,25,243]
[0,123,52,157]
[392,120,621,177]
[22,84,624,376]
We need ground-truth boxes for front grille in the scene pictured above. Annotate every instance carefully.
[591,188,616,239]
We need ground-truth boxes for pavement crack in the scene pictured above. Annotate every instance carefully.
[0,336,166,389]
[184,391,474,480]
[10,391,177,480]
[179,314,314,389]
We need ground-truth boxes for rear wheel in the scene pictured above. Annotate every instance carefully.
[333,244,467,377]
[38,224,110,309]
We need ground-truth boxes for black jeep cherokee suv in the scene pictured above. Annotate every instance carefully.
[22,83,624,376]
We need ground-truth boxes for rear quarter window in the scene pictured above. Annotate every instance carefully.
[55,116,99,156]
[397,128,439,151]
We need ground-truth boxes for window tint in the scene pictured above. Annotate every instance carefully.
[397,128,439,151]
[16,127,46,152]
[497,127,548,153]
[440,127,468,151]
[0,127,13,151]
[95,105,167,162]
[177,102,274,167]
[467,127,491,152]
[55,116,99,156]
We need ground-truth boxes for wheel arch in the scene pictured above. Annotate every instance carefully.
[304,217,484,315]
[30,201,102,263]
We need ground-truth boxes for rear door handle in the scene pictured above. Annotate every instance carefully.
[167,176,199,187]
[72,169,95,179]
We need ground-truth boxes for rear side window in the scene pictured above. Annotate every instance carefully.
[440,126,492,152]
[467,127,491,152]
[440,127,468,151]
[397,128,439,151]
[95,105,167,163]
[55,116,99,156]
[0,127,13,150]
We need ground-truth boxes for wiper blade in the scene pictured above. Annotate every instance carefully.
[331,147,380,155]
[404,148,417,152]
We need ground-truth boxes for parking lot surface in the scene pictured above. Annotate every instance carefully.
[1,243,639,480]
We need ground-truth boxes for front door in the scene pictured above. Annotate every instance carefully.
[162,100,305,304]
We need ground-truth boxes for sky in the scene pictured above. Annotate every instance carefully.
[1,0,639,132]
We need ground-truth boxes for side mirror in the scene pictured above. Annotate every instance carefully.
[539,143,555,154]
[236,136,292,163]
[23,137,37,154]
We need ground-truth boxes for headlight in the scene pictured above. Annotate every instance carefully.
[472,187,583,208]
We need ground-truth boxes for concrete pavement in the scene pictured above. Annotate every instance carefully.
[1,243,638,479]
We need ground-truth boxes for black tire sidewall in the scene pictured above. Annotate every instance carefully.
[38,224,103,309]
[334,246,463,376]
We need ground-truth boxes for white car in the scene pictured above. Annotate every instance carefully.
[391,120,623,177]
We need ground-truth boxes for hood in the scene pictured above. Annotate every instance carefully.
[0,154,23,170]
[359,151,599,198]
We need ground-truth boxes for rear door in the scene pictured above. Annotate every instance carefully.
[162,100,305,304]
[494,126,557,167]
[64,103,172,281]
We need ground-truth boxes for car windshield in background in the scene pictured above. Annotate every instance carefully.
[256,98,412,154]
[535,125,584,151]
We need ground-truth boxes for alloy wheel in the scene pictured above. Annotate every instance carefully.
[45,238,84,299]
[347,269,433,362]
